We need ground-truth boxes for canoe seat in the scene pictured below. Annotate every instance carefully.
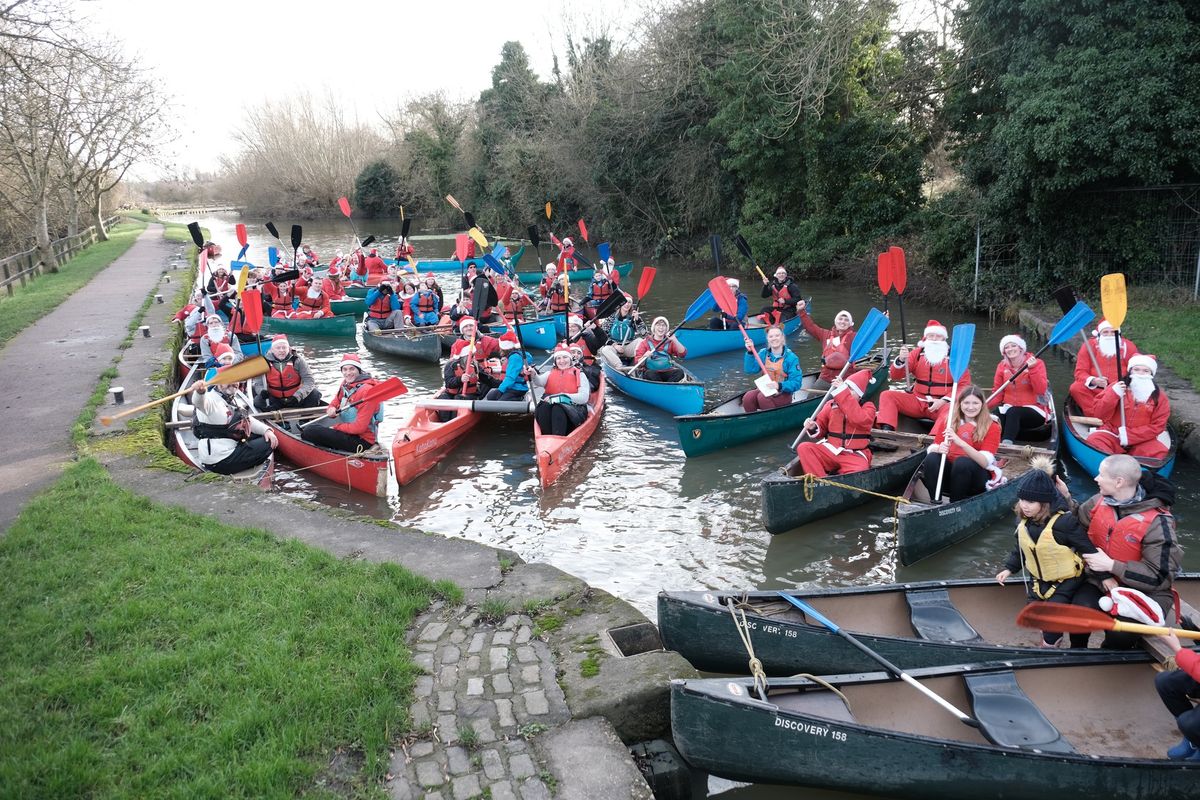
[905,588,984,643]
[964,671,1075,753]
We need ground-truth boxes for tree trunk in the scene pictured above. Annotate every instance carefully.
[91,179,108,242]
[36,198,57,273]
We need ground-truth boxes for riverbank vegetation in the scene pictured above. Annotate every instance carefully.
[215,0,1200,310]
[0,458,456,798]
[0,220,146,350]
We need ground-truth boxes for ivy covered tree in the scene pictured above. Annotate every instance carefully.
[353,159,402,218]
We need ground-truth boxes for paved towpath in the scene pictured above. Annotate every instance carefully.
[0,224,172,532]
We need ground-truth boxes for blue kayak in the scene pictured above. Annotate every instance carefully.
[675,314,804,360]
[1061,397,1177,478]
[601,361,705,416]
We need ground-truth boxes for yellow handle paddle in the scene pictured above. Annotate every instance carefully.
[1100,273,1129,434]
[99,356,269,426]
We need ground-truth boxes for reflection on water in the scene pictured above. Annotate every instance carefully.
[194,215,1198,625]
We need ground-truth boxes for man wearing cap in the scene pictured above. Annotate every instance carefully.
[708,277,748,330]
[294,275,333,318]
[256,335,321,410]
[1066,454,1181,650]
[875,319,970,430]
[363,248,388,279]
[760,266,803,323]
[1085,354,1171,458]
[450,316,500,362]
[795,369,877,476]
[302,353,385,452]
[364,280,404,331]
[198,312,245,368]
[190,351,278,475]
[408,278,442,327]
[486,331,535,401]
[988,334,1050,444]
[797,300,857,393]
[1068,319,1140,417]
[634,316,687,382]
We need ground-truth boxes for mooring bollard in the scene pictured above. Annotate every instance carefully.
[154,294,163,303]
[139,325,150,338]
[110,387,125,404]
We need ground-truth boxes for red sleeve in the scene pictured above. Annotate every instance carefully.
[959,368,972,387]
[813,402,832,435]
[930,413,947,441]
[833,391,875,427]
[989,362,1007,409]
[1028,358,1048,396]
[669,339,687,359]
[1177,648,1200,682]
[1092,385,1121,421]
[634,340,651,360]
[1074,342,1096,383]
[979,420,1002,454]
[1127,395,1171,445]
[799,311,830,341]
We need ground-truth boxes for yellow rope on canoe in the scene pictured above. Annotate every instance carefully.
[801,473,912,537]
[790,673,853,711]
[725,597,770,701]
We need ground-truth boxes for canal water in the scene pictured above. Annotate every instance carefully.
[188,213,1198,796]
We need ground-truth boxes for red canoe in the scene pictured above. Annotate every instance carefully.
[391,405,482,486]
[534,376,605,488]
[267,417,389,497]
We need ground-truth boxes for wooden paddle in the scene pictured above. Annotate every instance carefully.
[545,201,552,220]
[790,308,889,448]
[708,276,769,375]
[1017,602,1200,642]
[298,376,409,428]
[100,356,270,426]
[933,323,975,502]
[984,300,1095,404]
[1100,273,1128,442]
[778,593,981,728]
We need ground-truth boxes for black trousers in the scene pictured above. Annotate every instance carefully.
[257,389,323,411]
[1156,668,1200,746]
[208,437,272,474]
[535,401,587,436]
[919,451,989,502]
[486,388,527,401]
[999,406,1046,442]
[301,421,372,453]
[1070,582,1143,649]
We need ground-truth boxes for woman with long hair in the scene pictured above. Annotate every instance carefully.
[919,384,1000,502]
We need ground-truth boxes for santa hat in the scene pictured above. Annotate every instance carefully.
[923,319,947,338]
[212,343,235,363]
[206,313,223,325]
[498,331,519,350]
[458,316,477,329]
[834,309,854,325]
[651,316,669,330]
[563,237,573,247]
[545,263,557,273]
[567,315,584,329]
[271,334,288,344]
[425,272,435,279]
[845,369,872,397]
[999,334,1027,354]
[1099,587,1164,626]
[1127,354,1158,375]
[1094,319,1116,335]
[339,353,363,371]
[552,343,573,358]
[725,277,740,289]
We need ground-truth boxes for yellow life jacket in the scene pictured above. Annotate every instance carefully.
[1016,511,1083,598]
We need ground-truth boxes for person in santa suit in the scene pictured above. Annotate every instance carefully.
[362,248,388,279]
[1067,318,1139,417]
[795,369,877,477]
[796,300,856,392]
[1084,354,1171,459]
[395,237,415,262]
[987,334,1050,444]
[875,319,970,430]
[198,312,245,367]
[759,265,803,323]
[291,277,333,318]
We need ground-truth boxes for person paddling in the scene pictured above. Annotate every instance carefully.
[759,265,803,323]
[301,354,384,453]
[876,319,969,430]
[988,334,1050,444]
[532,344,590,436]
[634,316,687,382]
[795,369,876,476]
[190,349,278,475]
[740,325,803,412]
[256,335,322,411]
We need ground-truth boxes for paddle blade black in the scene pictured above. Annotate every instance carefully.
[733,233,753,261]
[361,235,375,248]
[465,211,477,229]
[592,289,626,321]
[265,221,280,239]
[266,269,300,284]
[1052,285,1078,315]
[290,225,302,250]
[187,222,204,248]
[527,225,540,249]
[710,235,722,270]
[401,218,411,239]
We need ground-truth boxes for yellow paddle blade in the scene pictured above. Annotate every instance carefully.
[211,355,270,386]
[468,227,488,251]
[545,202,552,220]
[399,205,404,221]
[236,263,250,294]
[1100,273,1127,329]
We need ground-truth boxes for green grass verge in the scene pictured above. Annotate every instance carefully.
[0,221,148,350]
[0,457,454,799]
[1125,304,1200,388]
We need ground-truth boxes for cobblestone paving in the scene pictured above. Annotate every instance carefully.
[388,605,571,799]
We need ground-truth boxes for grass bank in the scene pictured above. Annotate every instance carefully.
[1125,302,1200,388]
[0,458,459,799]
[0,220,147,350]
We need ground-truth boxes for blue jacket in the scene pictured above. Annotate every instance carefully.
[408,289,441,317]
[498,351,534,394]
[365,287,401,312]
[712,291,748,323]
[745,346,804,394]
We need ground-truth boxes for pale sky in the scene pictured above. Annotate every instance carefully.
[75,0,646,177]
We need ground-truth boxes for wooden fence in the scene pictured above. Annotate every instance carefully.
[0,215,123,297]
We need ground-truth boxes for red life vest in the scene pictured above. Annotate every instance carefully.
[1087,503,1167,562]
[589,277,615,304]
[265,282,292,312]
[544,367,582,396]
[265,355,303,398]
[228,306,254,336]
[770,281,793,310]
[549,285,570,314]
[912,357,956,399]
[190,319,207,345]
[824,402,873,450]
[416,290,437,314]
[367,294,393,320]
[297,291,325,311]
[445,361,480,396]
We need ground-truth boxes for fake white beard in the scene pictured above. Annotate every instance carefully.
[207,326,225,342]
[1098,336,1117,358]
[1130,375,1156,403]
[923,340,949,365]
[306,286,321,299]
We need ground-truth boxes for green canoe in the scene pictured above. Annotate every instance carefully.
[331,297,366,316]
[262,313,357,338]
[674,352,888,458]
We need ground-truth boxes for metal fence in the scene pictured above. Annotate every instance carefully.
[0,215,123,297]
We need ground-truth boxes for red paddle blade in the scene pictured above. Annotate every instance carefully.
[577,218,589,243]
[876,251,892,295]
[1016,602,1116,635]
[235,223,248,248]
[241,288,263,332]
[707,276,739,318]
[455,233,469,262]
[889,246,907,294]
[360,376,408,404]
[637,266,657,300]
[338,196,352,218]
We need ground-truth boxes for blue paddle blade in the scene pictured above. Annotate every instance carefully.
[237,244,249,261]
[848,307,890,363]
[597,242,611,263]
[482,253,505,273]
[268,247,279,267]
[684,289,714,323]
[1049,301,1095,346]
[948,323,975,380]
[491,243,508,260]
[778,593,840,633]
[204,367,219,382]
